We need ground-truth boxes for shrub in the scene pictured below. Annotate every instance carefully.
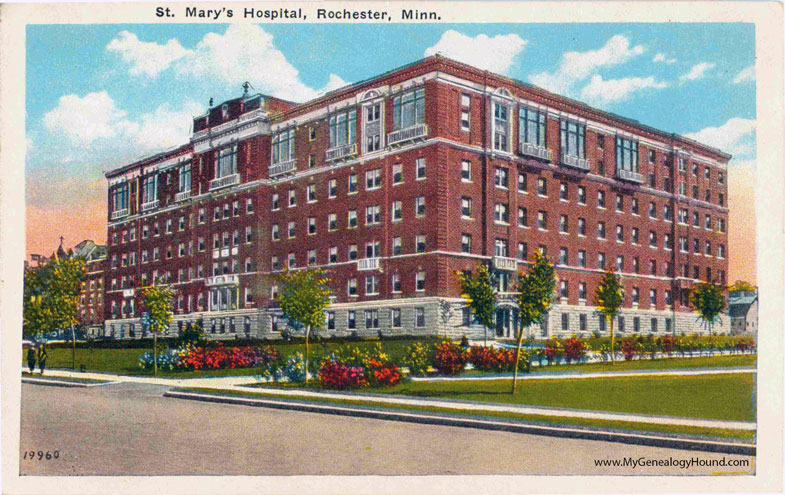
[433,340,467,375]
[281,352,309,382]
[138,348,181,371]
[660,334,676,355]
[544,338,564,364]
[621,339,640,361]
[466,345,527,372]
[402,342,432,375]
[317,359,368,389]
[365,358,403,387]
[562,336,587,364]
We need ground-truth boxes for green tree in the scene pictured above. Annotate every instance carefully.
[274,268,332,381]
[23,255,86,369]
[689,282,727,335]
[727,280,757,295]
[140,281,177,376]
[593,269,626,365]
[513,252,556,393]
[456,264,497,347]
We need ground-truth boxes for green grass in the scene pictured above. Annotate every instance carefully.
[258,372,755,422]
[178,386,755,441]
[526,354,756,374]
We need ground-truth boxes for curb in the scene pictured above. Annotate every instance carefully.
[22,377,116,388]
[164,390,755,456]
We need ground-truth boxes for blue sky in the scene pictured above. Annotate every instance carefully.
[25,23,758,280]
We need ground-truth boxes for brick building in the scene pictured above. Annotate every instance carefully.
[72,240,107,337]
[103,55,730,340]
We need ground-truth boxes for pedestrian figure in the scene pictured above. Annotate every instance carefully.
[38,345,47,375]
[26,346,36,374]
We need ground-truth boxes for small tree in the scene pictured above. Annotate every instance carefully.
[593,269,625,365]
[689,282,727,335]
[727,280,756,295]
[140,281,177,376]
[456,264,497,347]
[513,252,556,393]
[274,268,332,381]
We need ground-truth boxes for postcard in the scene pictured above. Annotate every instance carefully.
[1,1,783,494]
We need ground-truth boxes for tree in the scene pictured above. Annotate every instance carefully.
[593,269,625,365]
[513,252,556,393]
[23,255,86,369]
[140,281,177,376]
[727,280,757,295]
[274,268,332,381]
[689,282,727,335]
[456,264,497,347]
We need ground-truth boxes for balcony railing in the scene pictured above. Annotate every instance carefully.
[122,288,135,298]
[205,274,239,287]
[388,123,428,147]
[325,143,358,162]
[140,199,159,212]
[269,159,297,178]
[174,190,191,202]
[617,168,644,183]
[493,256,518,271]
[357,258,380,271]
[519,142,553,161]
[560,154,590,171]
[110,208,129,220]
[209,173,240,191]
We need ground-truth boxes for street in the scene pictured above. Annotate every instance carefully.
[20,382,754,475]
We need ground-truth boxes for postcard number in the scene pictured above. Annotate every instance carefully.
[23,450,59,460]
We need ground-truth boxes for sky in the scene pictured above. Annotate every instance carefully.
[25,22,757,283]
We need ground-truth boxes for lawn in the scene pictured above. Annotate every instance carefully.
[179,386,756,441]
[362,373,755,422]
[23,344,755,378]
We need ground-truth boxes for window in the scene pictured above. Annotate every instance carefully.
[366,169,382,190]
[416,271,426,291]
[391,273,401,293]
[461,197,473,218]
[597,190,606,208]
[416,158,426,179]
[461,109,470,131]
[415,235,426,253]
[718,172,725,184]
[517,242,528,260]
[537,178,547,196]
[705,240,712,256]
[494,203,509,223]
[520,208,530,228]
[631,197,639,215]
[649,259,657,275]
[519,106,546,147]
[461,234,472,253]
[141,174,158,205]
[494,167,509,188]
[348,244,358,260]
[288,189,297,207]
[178,164,191,193]
[577,250,586,267]
[364,103,382,152]
[348,210,358,228]
[287,253,296,269]
[348,174,358,194]
[615,137,639,172]
[518,173,527,193]
[493,102,510,152]
[616,225,624,243]
[328,246,337,264]
[287,221,296,238]
[649,231,657,248]
[392,237,402,256]
[271,194,279,210]
[718,193,724,206]
[271,130,294,165]
[597,221,606,239]
[393,88,425,130]
[578,282,587,301]
[347,310,356,329]
[560,120,586,158]
[308,217,317,234]
[664,233,672,250]
[558,247,568,265]
[271,224,279,241]
[561,313,569,330]
[597,252,606,270]
[559,214,567,233]
[328,213,337,231]
[718,244,725,258]
[693,211,700,227]
[494,238,508,257]
[307,185,316,203]
[577,218,586,236]
[329,110,357,148]
[393,164,403,184]
[365,205,381,225]
[415,307,426,327]
[366,276,378,295]
[578,186,586,205]
[559,182,568,201]
[648,149,656,163]
[615,195,624,212]
[679,156,687,173]
[616,255,625,271]
[347,278,358,296]
[110,182,129,214]
[392,201,403,221]
[649,289,657,306]
[391,308,402,327]
[461,160,472,181]
[537,210,547,230]
[415,196,426,216]
[664,204,672,221]
[705,214,712,230]
[328,179,337,198]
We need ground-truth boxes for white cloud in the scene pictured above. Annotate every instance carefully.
[732,65,755,84]
[679,62,715,82]
[530,35,645,95]
[424,30,527,75]
[107,30,190,77]
[684,117,756,157]
[579,75,668,106]
[653,53,676,64]
[132,101,204,150]
[43,91,136,146]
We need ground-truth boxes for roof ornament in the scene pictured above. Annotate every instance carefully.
[209,97,214,108]
[242,81,254,97]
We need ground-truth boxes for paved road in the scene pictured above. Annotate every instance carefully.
[20,382,754,476]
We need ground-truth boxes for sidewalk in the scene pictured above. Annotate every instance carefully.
[25,367,756,431]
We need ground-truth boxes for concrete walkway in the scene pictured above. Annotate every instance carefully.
[413,366,757,381]
[24,367,756,431]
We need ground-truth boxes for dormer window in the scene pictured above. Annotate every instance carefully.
[215,145,238,179]
[329,110,356,148]
[272,129,295,165]
[616,136,639,173]
[560,120,586,158]
[141,174,158,204]
[393,88,425,130]
[221,103,229,121]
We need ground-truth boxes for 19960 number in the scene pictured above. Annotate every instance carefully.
[23,450,59,460]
